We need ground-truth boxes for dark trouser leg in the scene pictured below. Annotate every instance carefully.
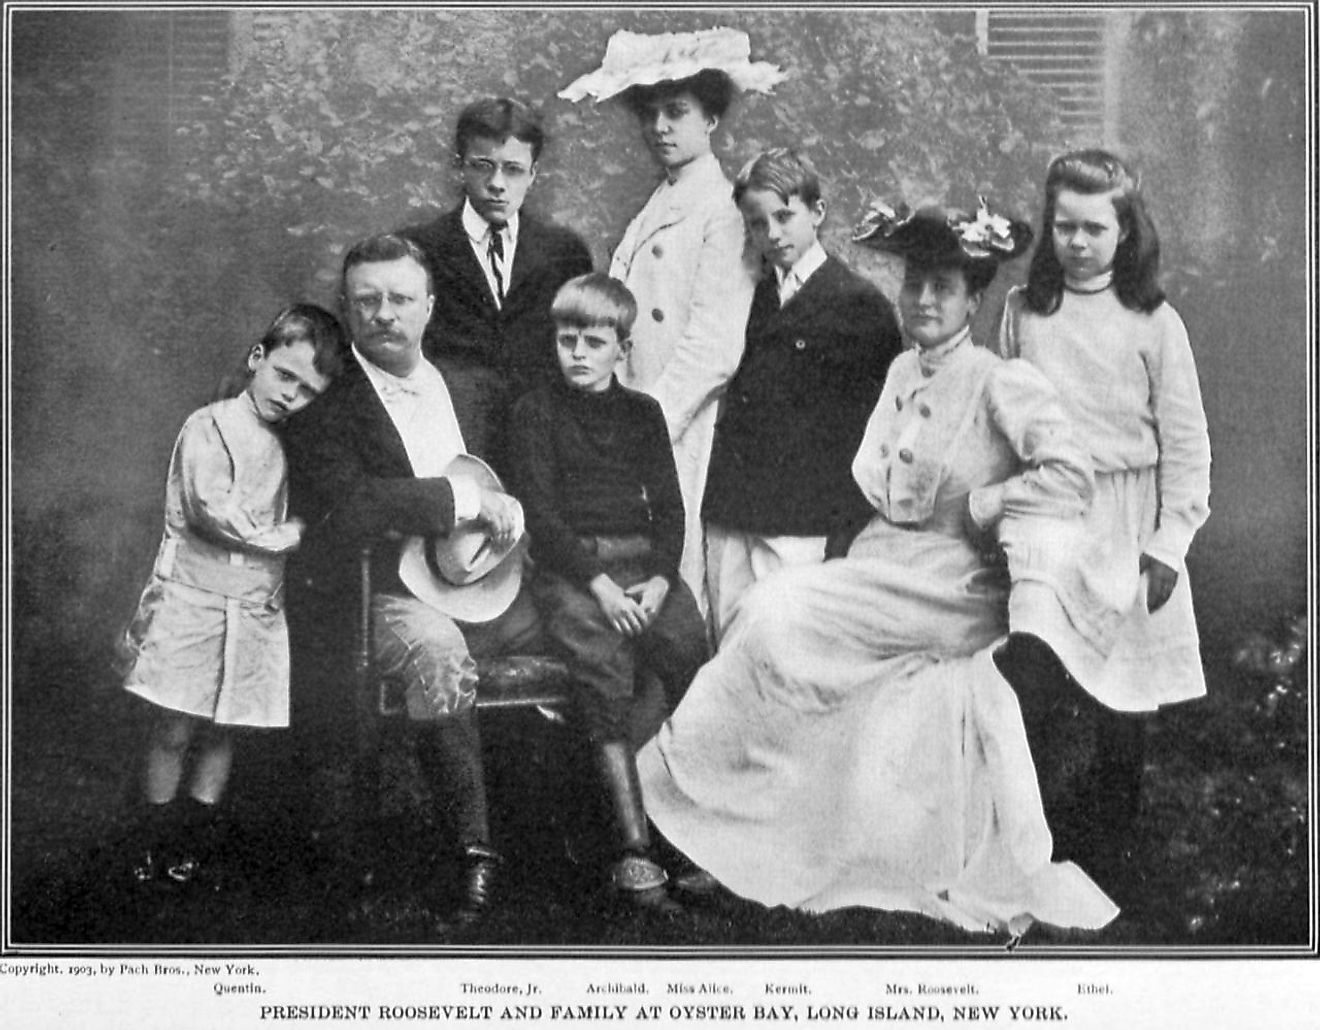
[414,710,491,850]
[415,711,500,925]
[632,579,710,747]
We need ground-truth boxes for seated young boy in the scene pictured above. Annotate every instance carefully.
[508,272,709,913]
[703,147,902,641]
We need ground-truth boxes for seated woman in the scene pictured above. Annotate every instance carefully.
[636,199,1122,934]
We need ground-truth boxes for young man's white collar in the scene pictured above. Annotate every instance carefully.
[461,197,521,248]
[462,198,520,306]
[775,238,828,305]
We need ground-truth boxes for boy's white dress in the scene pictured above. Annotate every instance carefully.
[998,286,1211,711]
[638,337,1120,932]
[123,394,302,727]
[609,151,757,609]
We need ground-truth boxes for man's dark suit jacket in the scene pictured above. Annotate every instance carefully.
[399,209,592,471]
[282,354,459,609]
[702,254,903,541]
[281,353,466,732]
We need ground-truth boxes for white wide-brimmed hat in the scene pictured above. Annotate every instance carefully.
[559,27,786,103]
[398,454,525,624]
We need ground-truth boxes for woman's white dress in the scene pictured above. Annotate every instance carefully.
[637,334,1120,932]
[608,152,757,608]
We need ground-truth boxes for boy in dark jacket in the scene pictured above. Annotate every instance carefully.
[703,148,903,640]
[508,273,708,913]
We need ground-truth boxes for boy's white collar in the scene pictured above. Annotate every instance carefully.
[775,238,828,290]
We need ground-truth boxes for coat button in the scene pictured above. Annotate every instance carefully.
[898,448,914,463]
[794,339,807,351]
[919,403,931,417]
[652,244,663,258]
[652,308,664,322]
[880,444,890,457]
[895,397,904,410]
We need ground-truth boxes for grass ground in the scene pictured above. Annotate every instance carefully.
[8,609,1310,953]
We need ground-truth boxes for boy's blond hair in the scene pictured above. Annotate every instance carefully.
[550,273,638,341]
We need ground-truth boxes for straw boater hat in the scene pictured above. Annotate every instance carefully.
[558,26,786,103]
[851,197,1034,266]
[398,454,525,624]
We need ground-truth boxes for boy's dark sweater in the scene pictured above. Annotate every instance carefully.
[508,376,685,587]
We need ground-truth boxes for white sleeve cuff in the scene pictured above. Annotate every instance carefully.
[449,474,482,524]
[968,485,1002,528]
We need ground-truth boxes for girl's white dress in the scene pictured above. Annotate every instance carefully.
[122,393,302,727]
[998,286,1211,711]
[637,334,1119,933]
[609,152,757,609]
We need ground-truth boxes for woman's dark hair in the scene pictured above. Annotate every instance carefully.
[214,304,346,401]
[622,69,736,120]
[453,96,546,163]
[1023,149,1165,315]
[905,255,998,298]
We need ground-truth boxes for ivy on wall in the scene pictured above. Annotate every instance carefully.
[169,9,1065,310]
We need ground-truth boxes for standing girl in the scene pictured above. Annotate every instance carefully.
[560,27,785,614]
[998,149,1212,867]
[121,305,344,885]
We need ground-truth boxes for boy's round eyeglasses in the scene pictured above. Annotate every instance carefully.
[463,158,532,181]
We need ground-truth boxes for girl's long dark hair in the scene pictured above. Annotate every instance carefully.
[213,303,346,401]
[1023,149,1166,316]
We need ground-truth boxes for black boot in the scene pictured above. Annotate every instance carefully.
[417,716,502,931]
[454,842,502,925]
[993,633,1100,862]
[131,800,178,885]
[596,741,683,916]
[167,797,224,890]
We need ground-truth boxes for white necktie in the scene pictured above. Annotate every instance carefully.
[778,271,800,308]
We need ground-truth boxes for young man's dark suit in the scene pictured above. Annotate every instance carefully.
[702,255,902,547]
[400,210,592,470]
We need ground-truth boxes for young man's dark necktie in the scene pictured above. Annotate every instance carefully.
[487,230,505,306]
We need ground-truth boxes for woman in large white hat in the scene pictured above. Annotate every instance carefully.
[560,28,785,615]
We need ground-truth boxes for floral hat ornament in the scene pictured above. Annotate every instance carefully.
[559,27,787,103]
[852,196,1033,264]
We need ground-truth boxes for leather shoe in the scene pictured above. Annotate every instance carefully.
[131,848,159,885]
[673,866,721,897]
[452,844,502,926]
[610,853,684,917]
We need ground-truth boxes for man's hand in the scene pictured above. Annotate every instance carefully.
[624,575,671,630]
[1139,553,1178,612]
[590,574,648,638]
[475,487,521,549]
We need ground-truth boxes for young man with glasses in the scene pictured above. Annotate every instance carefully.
[401,97,592,473]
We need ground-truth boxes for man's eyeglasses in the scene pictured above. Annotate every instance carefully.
[347,292,421,316]
[462,158,532,181]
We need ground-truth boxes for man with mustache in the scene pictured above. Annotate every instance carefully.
[282,233,537,933]
[400,97,592,472]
